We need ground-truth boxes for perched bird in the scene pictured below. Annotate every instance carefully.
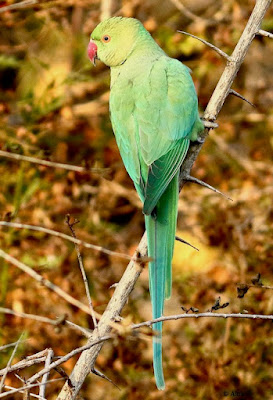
[88,17,203,390]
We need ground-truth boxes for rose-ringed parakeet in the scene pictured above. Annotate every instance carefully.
[88,17,203,390]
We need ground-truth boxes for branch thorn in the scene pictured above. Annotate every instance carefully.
[185,175,232,201]
[175,236,199,251]
[229,89,255,107]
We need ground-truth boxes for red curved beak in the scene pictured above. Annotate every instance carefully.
[88,40,98,66]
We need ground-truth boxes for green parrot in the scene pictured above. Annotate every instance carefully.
[88,17,203,390]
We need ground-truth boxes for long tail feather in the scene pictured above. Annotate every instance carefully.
[145,173,179,390]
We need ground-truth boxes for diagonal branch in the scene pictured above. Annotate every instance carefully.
[56,1,272,398]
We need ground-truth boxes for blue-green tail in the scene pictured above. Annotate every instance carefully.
[144,173,179,390]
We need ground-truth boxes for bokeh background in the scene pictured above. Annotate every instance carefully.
[0,0,273,399]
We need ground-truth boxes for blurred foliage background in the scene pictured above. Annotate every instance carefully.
[0,0,273,399]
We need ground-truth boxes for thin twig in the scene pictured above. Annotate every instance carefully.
[39,349,54,399]
[0,307,65,326]
[0,306,91,337]
[178,31,231,60]
[0,340,27,352]
[65,321,91,337]
[175,236,199,251]
[131,312,273,330]
[0,221,131,261]
[0,250,124,334]
[0,249,101,320]
[91,368,120,390]
[229,89,255,107]
[0,150,109,176]
[0,378,64,399]
[27,336,113,385]
[66,215,98,329]
[3,385,42,399]
[170,0,214,25]
[0,333,23,393]
[185,175,232,200]
[0,0,37,14]
[0,353,47,377]
[257,29,273,38]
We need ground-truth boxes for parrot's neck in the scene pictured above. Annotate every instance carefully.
[110,37,165,86]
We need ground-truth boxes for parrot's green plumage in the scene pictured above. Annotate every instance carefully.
[89,17,203,390]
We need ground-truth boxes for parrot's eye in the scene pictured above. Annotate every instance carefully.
[102,35,111,43]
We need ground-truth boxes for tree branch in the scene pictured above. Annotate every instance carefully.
[0,150,109,177]
[131,312,273,330]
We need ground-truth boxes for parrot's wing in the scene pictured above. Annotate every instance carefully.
[110,91,142,185]
[135,57,199,214]
[143,137,189,215]
[110,56,200,207]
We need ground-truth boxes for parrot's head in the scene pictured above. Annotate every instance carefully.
[88,17,149,67]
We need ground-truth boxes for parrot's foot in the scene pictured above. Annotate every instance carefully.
[194,137,205,144]
[151,207,157,219]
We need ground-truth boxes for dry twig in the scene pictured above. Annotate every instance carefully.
[0,333,23,393]
[131,312,273,330]
[65,215,98,329]
[0,307,91,337]
[0,0,38,14]
[0,378,64,399]
[178,30,231,60]
[0,249,102,320]
[39,349,54,400]
[0,150,109,176]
